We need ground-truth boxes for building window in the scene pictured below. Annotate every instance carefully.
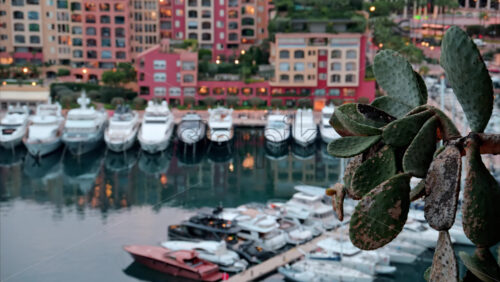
[182,61,196,71]
[115,16,125,24]
[279,50,289,59]
[139,73,144,81]
[87,50,97,59]
[86,27,96,35]
[201,0,210,6]
[154,73,166,82]
[257,88,267,96]
[184,87,196,96]
[12,0,24,6]
[102,50,112,59]
[319,73,327,80]
[140,87,150,95]
[227,87,238,95]
[153,60,166,70]
[72,38,82,46]
[99,3,109,11]
[73,50,83,58]
[188,33,197,40]
[188,11,197,18]
[228,22,238,30]
[198,86,209,95]
[228,33,238,41]
[279,63,289,71]
[346,62,356,71]
[346,50,357,59]
[279,74,289,82]
[331,50,341,59]
[294,63,305,71]
[331,74,341,83]
[14,35,25,43]
[242,87,252,95]
[213,87,224,95]
[13,11,24,19]
[86,39,97,47]
[72,26,82,34]
[329,89,340,96]
[29,35,40,44]
[219,32,224,39]
[217,21,224,28]
[345,74,356,82]
[14,23,24,31]
[202,22,211,29]
[344,89,356,96]
[331,63,341,71]
[85,15,95,23]
[116,51,126,59]
[183,74,194,83]
[201,33,211,40]
[201,10,211,18]
[187,0,196,6]
[314,89,325,96]
[27,11,39,19]
[294,50,305,59]
[242,17,254,26]
[169,87,181,96]
[114,3,124,11]
[294,74,304,82]
[154,87,166,96]
[100,15,110,23]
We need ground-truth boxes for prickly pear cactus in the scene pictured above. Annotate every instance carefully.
[326,26,500,281]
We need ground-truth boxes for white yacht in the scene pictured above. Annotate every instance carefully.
[23,100,64,157]
[264,113,290,145]
[286,191,340,230]
[160,241,248,273]
[207,107,233,145]
[138,100,174,154]
[279,258,374,282]
[62,92,107,155]
[399,221,445,249]
[278,218,313,245]
[292,108,317,146]
[177,112,205,145]
[104,105,140,152]
[380,245,418,264]
[0,105,29,150]
[319,104,340,143]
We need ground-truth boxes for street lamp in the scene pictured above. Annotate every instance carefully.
[369,6,376,12]
[240,50,246,55]
[82,68,88,74]
[235,59,239,64]
[31,81,37,86]
[22,67,29,73]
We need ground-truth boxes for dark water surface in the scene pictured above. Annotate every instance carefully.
[0,128,474,282]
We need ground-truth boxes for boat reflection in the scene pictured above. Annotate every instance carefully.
[138,147,172,175]
[63,146,105,193]
[0,146,27,168]
[123,261,192,282]
[105,147,139,173]
[291,141,316,160]
[23,147,63,182]
[207,144,233,164]
[175,142,205,166]
[265,140,289,160]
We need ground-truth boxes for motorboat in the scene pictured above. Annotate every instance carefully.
[138,100,174,154]
[177,112,206,145]
[123,245,223,281]
[292,108,317,146]
[309,238,396,275]
[161,240,248,273]
[286,191,341,230]
[23,100,64,157]
[168,213,241,245]
[0,104,29,150]
[264,113,290,145]
[386,238,426,256]
[380,245,418,264]
[232,212,287,252]
[399,221,444,248]
[279,258,374,282]
[230,239,276,264]
[448,221,474,246]
[104,105,140,152]
[277,218,313,245]
[319,104,340,143]
[207,107,233,145]
[62,92,107,155]
[266,202,324,237]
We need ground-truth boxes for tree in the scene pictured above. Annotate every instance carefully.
[226,96,239,108]
[248,97,265,108]
[183,97,195,107]
[326,27,500,281]
[297,98,312,108]
[201,97,216,107]
[132,97,146,110]
[116,62,136,83]
[111,97,124,107]
[101,71,125,87]
[271,98,282,108]
[57,68,70,77]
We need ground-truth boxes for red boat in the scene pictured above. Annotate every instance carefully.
[124,245,223,281]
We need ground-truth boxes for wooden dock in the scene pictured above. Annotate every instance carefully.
[227,232,332,282]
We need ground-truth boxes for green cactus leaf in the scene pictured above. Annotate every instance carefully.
[349,173,411,250]
[462,135,500,247]
[459,249,500,282]
[423,267,431,281]
[334,104,382,136]
[371,96,413,118]
[440,26,493,132]
[327,135,381,158]
[403,116,438,177]
[432,108,461,140]
[344,155,363,199]
[330,112,353,137]
[414,71,428,104]
[433,145,446,158]
[356,104,396,127]
[424,146,462,231]
[350,146,397,199]
[410,179,426,201]
[374,49,425,108]
[382,110,434,147]
[429,231,459,282]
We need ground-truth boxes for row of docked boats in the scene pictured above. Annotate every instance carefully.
[123,184,473,281]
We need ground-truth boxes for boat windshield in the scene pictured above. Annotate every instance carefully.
[183,121,201,129]
[322,113,331,119]
[68,115,94,121]
[145,120,166,124]
[314,210,334,219]
[269,121,286,129]
[211,127,228,131]
[259,229,279,239]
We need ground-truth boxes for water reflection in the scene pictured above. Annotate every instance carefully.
[0,128,341,214]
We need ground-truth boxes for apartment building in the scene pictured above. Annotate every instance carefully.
[269,33,375,106]
[0,0,271,81]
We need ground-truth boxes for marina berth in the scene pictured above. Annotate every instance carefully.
[138,100,174,154]
[23,99,64,157]
[61,91,107,156]
[0,104,29,150]
[104,105,140,152]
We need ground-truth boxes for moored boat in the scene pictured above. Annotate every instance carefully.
[292,108,317,147]
[177,112,206,145]
[319,104,340,143]
[207,107,233,145]
[138,100,174,154]
[264,113,290,145]
[123,245,223,281]
[0,104,29,150]
[104,105,140,152]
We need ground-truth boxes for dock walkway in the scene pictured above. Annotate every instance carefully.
[227,232,332,282]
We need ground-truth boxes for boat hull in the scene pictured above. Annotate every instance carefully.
[0,135,23,150]
[139,138,170,154]
[105,133,137,153]
[24,137,62,157]
[62,130,104,156]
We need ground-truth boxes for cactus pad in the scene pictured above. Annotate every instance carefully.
[356,104,396,127]
[334,104,382,136]
[371,96,413,118]
[432,108,461,141]
[429,231,459,282]
[374,50,425,108]
[330,112,353,137]
[350,146,397,199]
[410,179,426,201]
[403,116,438,177]
[382,110,434,147]
[344,155,363,199]
[414,71,428,104]
[424,146,461,231]
[349,173,411,250]
[462,135,500,247]
[459,248,500,282]
[440,26,493,132]
[327,135,381,158]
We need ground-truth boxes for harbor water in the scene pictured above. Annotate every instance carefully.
[1,128,475,282]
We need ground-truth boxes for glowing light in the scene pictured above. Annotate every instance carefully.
[242,153,255,170]
[82,68,88,74]
[216,59,221,64]
[369,6,376,12]
[234,59,239,64]
[378,43,384,48]
[229,163,234,172]
[2,81,7,85]
[240,50,246,55]
[22,67,29,73]
[160,174,168,185]
[430,46,434,50]
[31,81,37,86]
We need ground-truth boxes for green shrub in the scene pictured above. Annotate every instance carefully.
[183,97,195,106]
[57,68,70,77]
[297,98,312,108]
[132,97,146,110]
[111,97,125,107]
